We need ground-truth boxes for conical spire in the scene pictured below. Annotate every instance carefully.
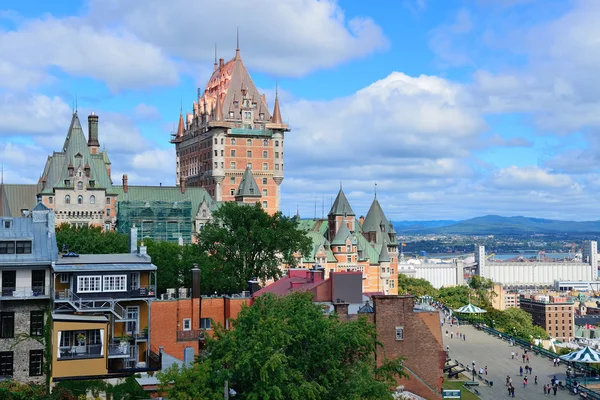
[328,188,355,216]
[235,27,241,61]
[236,166,261,198]
[272,83,282,124]
[214,94,223,121]
[332,221,351,245]
[379,244,390,263]
[363,198,389,233]
[176,110,185,138]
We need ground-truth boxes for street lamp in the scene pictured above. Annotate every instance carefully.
[492,319,495,329]
[472,361,476,382]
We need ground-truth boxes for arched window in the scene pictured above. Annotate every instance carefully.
[90,195,95,204]
[77,195,83,204]
[263,139,268,146]
[65,195,70,204]
[246,139,252,146]
[275,140,279,147]
[77,181,83,190]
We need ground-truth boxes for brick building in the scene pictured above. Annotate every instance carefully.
[170,44,289,215]
[150,266,249,361]
[296,188,399,295]
[491,283,520,310]
[519,294,575,340]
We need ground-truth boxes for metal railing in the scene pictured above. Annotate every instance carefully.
[108,344,131,357]
[176,329,205,342]
[58,344,102,360]
[54,289,126,319]
[130,285,156,298]
[1,286,49,298]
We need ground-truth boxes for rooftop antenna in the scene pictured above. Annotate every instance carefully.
[75,94,78,113]
[340,181,342,190]
[236,26,240,50]
[214,43,218,70]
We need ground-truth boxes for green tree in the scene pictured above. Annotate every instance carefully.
[436,286,470,309]
[159,292,406,400]
[56,224,128,254]
[397,275,438,298]
[468,276,495,307]
[196,202,312,293]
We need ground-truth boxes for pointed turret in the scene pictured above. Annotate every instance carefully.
[379,244,390,263]
[328,188,355,216]
[331,221,351,246]
[235,166,261,202]
[214,94,223,122]
[272,87,282,124]
[363,198,388,233]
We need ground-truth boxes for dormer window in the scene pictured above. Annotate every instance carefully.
[229,111,234,118]
[252,102,257,108]
[243,100,250,107]
[3,220,11,229]
[77,181,83,190]
[233,101,239,108]
[68,168,74,177]
[89,180,95,188]
[249,188,254,194]
[259,113,264,120]
[64,180,70,186]
[243,111,252,120]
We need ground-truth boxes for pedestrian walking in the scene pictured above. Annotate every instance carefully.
[511,351,515,359]
[485,366,488,375]
[450,332,453,339]
[534,375,538,385]
[506,375,510,386]
[508,384,512,396]
[511,386,515,397]
[519,366,523,376]
[553,384,557,395]
[522,354,526,363]
[463,334,466,341]
[526,354,529,363]
[544,384,547,394]
[479,367,483,375]
[523,376,528,388]
[529,366,533,375]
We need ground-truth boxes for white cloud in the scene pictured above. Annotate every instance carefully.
[86,0,388,77]
[429,9,473,67]
[131,148,175,172]
[490,166,574,189]
[0,94,71,136]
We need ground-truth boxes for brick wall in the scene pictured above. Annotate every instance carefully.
[150,297,249,361]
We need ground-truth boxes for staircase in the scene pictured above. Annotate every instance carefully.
[55,289,132,320]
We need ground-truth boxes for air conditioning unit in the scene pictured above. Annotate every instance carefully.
[160,294,169,300]
[179,288,188,298]
[166,288,176,299]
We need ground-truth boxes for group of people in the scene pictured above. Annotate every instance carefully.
[552,357,561,367]
[542,376,560,395]
[445,330,466,341]
[518,365,534,376]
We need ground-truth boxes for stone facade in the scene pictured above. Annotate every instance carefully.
[0,300,48,384]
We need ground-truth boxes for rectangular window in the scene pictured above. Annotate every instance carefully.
[0,313,14,338]
[275,164,280,170]
[247,150,252,157]
[262,201,268,209]
[77,276,102,293]
[275,152,279,159]
[262,163,268,170]
[200,318,211,329]
[263,151,268,158]
[0,351,13,376]
[30,311,44,336]
[59,273,68,283]
[390,280,395,288]
[231,150,236,157]
[262,189,267,196]
[230,177,235,184]
[395,326,404,341]
[183,318,191,331]
[103,275,127,292]
[126,306,139,334]
[31,270,45,294]
[231,161,236,169]
[262,178,268,185]
[130,273,140,290]
[49,197,53,204]
[106,198,110,204]
[346,255,352,263]
[59,331,71,348]
[0,241,15,254]
[29,350,43,377]
[231,138,236,145]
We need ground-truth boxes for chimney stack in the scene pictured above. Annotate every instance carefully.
[359,215,365,225]
[87,112,100,153]
[191,264,201,299]
[180,177,186,194]
[123,174,128,193]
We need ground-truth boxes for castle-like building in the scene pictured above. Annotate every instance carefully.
[170,45,289,215]
[297,188,399,295]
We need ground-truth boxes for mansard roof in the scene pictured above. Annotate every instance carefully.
[236,167,261,198]
[328,188,355,216]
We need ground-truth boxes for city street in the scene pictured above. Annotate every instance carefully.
[443,323,574,399]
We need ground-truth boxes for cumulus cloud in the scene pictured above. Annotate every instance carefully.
[131,148,175,172]
[86,0,388,77]
[490,166,575,189]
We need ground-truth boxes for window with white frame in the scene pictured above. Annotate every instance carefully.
[130,273,140,290]
[183,318,191,331]
[103,275,127,292]
[59,273,68,283]
[77,276,102,292]
[395,326,404,341]
[59,331,71,348]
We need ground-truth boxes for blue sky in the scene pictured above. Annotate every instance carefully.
[1,0,599,221]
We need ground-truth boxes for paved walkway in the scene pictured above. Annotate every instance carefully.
[442,322,574,399]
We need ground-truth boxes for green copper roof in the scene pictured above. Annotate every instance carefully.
[0,184,40,217]
[331,221,351,245]
[328,188,355,216]
[236,167,261,198]
[41,113,114,194]
[363,198,388,233]
[302,231,336,263]
[379,244,390,263]
[113,185,214,215]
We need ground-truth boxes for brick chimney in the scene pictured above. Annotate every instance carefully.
[359,215,365,225]
[219,58,224,69]
[180,177,185,194]
[123,174,128,193]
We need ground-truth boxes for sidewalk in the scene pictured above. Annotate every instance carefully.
[443,323,573,399]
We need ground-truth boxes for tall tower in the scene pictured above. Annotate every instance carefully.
[170,42,290,214]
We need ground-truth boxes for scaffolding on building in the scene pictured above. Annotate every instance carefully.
[117,200,194,244]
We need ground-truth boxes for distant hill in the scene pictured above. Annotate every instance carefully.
[394,215,600,235]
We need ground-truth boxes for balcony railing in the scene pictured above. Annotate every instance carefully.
[1,286,49,298]
[58,344,103,360]
[108,344,132,358]
[129,285,156,298]
[176,329,205,342]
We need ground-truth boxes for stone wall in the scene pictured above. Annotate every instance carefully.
[0,300,48,384]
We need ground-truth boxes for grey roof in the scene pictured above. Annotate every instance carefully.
[328,188,355,216]
[52,314,109,323]
[53,263,157,272]
[331,222,352,246]
[379,244,390,263]
[136,351,183,387]
[0,184,40,217]
[236,167,261,198]
[0,212,58,264]
[363,198,388,233]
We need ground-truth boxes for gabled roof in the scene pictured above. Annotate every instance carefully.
[331,221,351,245]
[328,188,355,216]
[236,167,261,198]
